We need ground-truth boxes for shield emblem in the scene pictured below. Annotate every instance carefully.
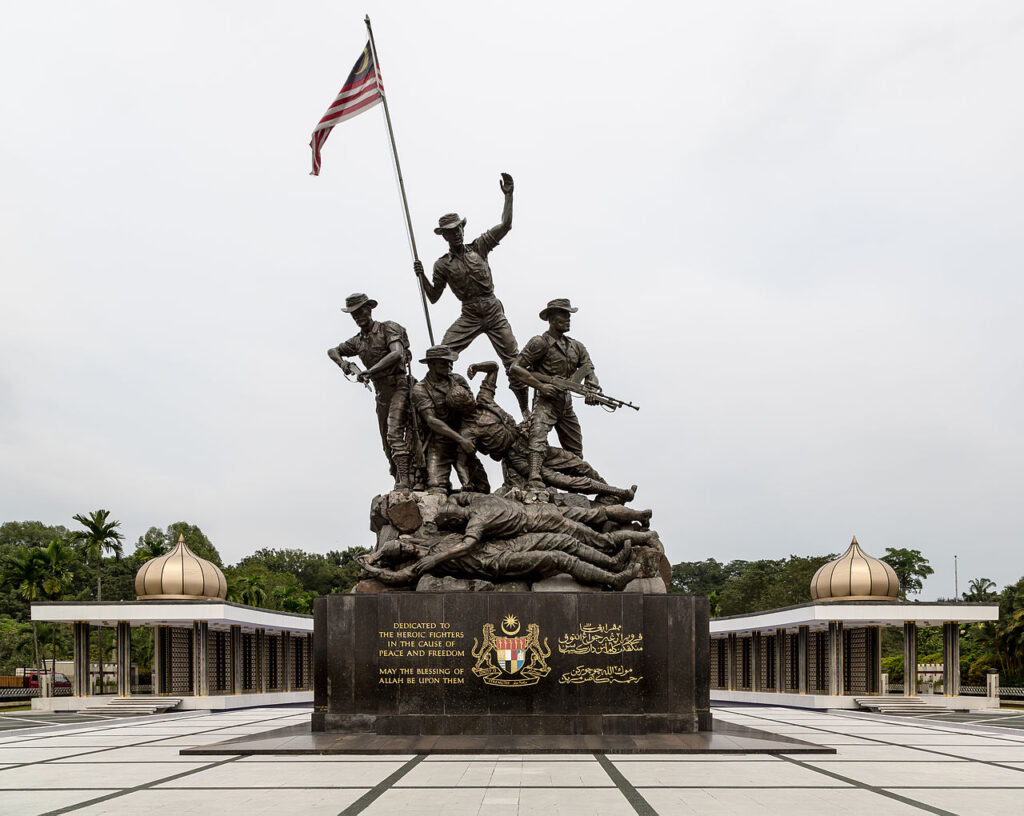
[495,637,526,675]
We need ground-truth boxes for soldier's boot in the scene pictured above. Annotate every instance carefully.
[527,451,545,490]
[607,529,659,547]
[612,542,633,571]
[511,381,530,419]
[392,454,412,493]
[568,541,627,571]
[604,504,651,528]
[572,560,640,590]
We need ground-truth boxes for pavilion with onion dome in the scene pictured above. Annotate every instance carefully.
[30,535,314,711]
[709,537,1000,709]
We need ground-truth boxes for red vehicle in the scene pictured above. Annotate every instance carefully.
[20,671,71,690]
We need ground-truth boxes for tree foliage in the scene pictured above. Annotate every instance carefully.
[670,554,835,617]
[71,509,124,601]
[880,547,934,599]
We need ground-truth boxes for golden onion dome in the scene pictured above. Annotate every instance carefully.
[810,537,899,602]
[135,534,227,600]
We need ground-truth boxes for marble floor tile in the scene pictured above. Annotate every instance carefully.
[70,786,368,815]
[886,787,1024,815]
[613,759,849,787]
[809,744,965,761]
[0,745,98,762]
[0,787,120,816]
[0,760,211,790]
[158,758,405,788]
[804,758,1024,787]
[639,786,929,815]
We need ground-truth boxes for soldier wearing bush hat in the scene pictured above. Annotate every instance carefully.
[413,172,530,417]
[327,293,414,491]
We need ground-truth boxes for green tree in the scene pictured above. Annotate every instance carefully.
[1,547,45,667]
[0,521,75,619]
[963,577,997,602]
[718,554,836,616]
[134,528,168,561]
[270,585,313,614]
[326,547,371,595]
[670,558,748,597]
[881,548,934,599]
[0,617,37,673]
[39,539,75,668]
[166,522,222,565]
[231,575,268,608]
[974,577,1024,684]
[71,509,124,601]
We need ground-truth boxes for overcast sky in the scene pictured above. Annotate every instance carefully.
[2,2,1022,599]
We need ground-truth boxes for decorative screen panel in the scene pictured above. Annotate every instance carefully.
[169,627,193,694]
[208,630,230,694]
[267,634,280,690]
[847,627,868,694]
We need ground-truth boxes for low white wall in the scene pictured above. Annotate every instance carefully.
[32,691,312,712]
[711,690,999,710]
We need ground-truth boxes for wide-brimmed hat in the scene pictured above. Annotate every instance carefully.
[341,293,378,313]
[434,213,467,234]
[539,298,579,320]
[419,344,459,364]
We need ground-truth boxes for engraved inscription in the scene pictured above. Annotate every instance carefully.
[558,665,642,684]
[558,623,643,655]
[377,621,467,685]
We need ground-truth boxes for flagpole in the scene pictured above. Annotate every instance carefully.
[364,15,435,346]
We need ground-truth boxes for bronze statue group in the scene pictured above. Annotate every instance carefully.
[328,174,663,592]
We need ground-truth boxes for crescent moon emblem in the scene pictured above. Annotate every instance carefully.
[356,49,370,75]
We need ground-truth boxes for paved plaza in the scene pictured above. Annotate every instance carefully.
[2,704,1024,815]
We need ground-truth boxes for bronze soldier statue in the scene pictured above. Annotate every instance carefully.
[328,293,414,491]
[447,361,637,502]
[414,172,530,417]
[510,298,601,489]
[435,492,656,553]
[358,532,640,590]
[410,345,488,494]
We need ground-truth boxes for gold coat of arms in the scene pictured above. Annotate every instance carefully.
[471,614,551,687]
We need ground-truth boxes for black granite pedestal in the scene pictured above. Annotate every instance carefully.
[313,592,710,736]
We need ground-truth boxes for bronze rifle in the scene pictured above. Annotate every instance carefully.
[539,364,639,412]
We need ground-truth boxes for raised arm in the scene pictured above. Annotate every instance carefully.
[497,172,513,232]
[467,360,500,400]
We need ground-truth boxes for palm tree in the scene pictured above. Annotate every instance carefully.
[71,509,124,602]
[964,577,997,603]
[271,585,313,614]
[2,546,45,668]
[40,539,76,670]
[232,575,268,608]
[136,538,168,561]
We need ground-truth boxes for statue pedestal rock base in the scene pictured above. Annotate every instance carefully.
[312,592,711,735]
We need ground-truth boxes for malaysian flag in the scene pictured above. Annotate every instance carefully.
[309,43,383,176]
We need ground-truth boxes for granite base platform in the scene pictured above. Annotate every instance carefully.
[181,717,834,755]
[314,592,711,736]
